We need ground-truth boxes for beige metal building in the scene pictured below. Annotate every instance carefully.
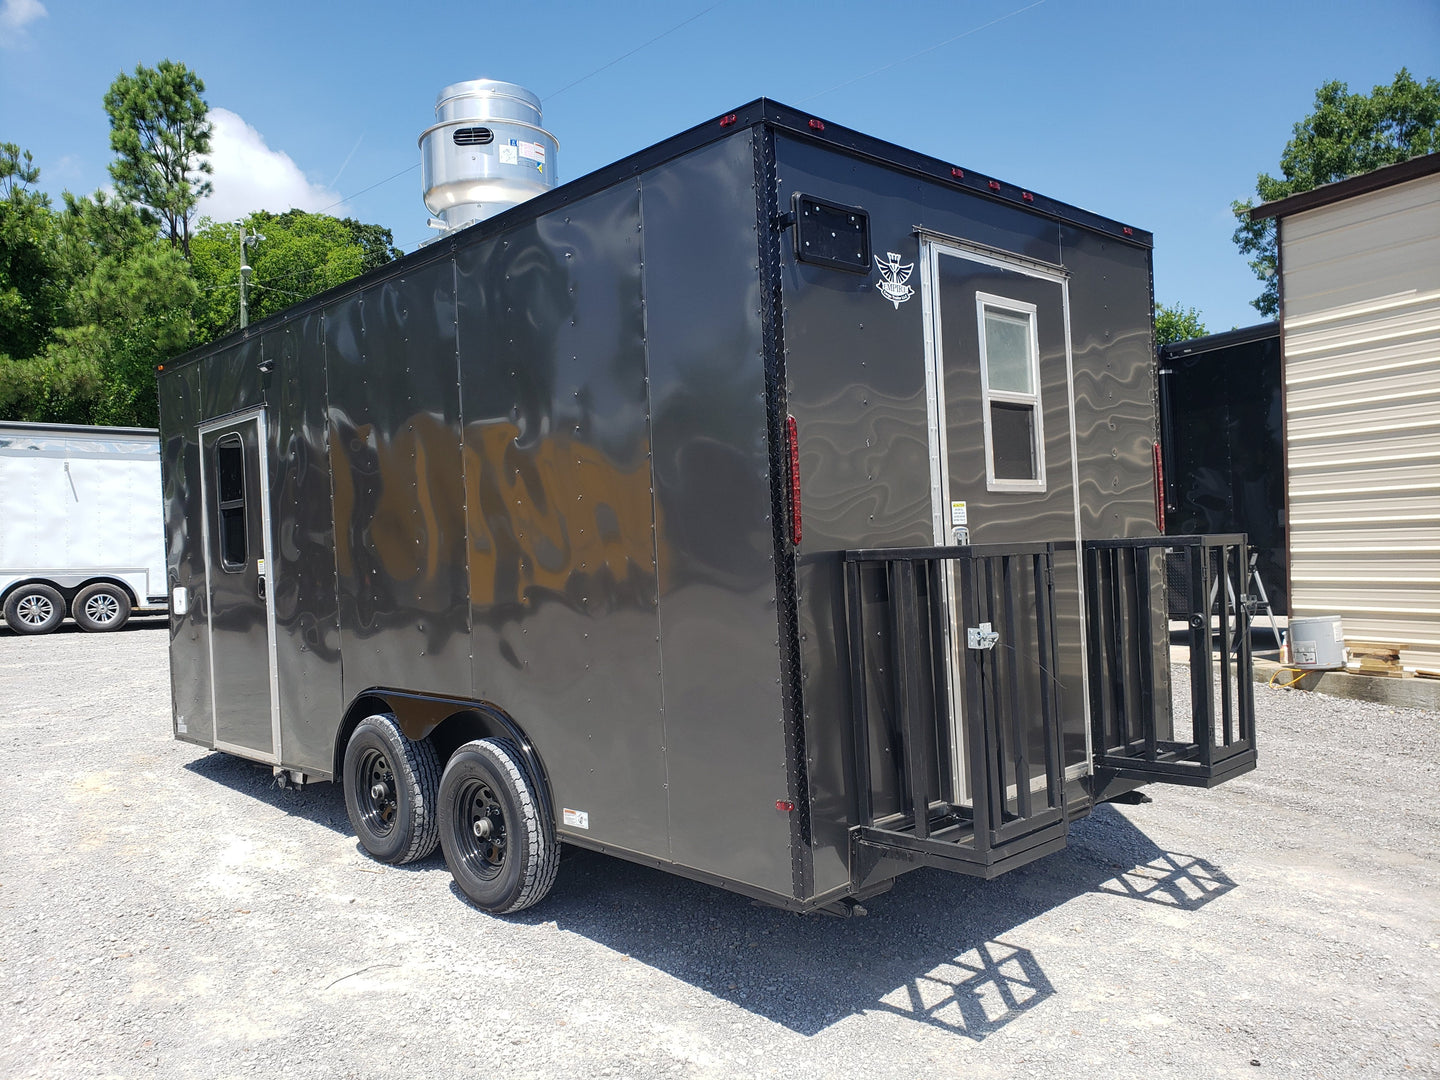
[1251,153,1440,674]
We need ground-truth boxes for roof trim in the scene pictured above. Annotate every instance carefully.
[0,420,158,437]
[1158,321,1279,360]
[1248,152,1440,222]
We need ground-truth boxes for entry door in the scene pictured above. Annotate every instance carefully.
[920,239,1090,800]
[199,411,280,762]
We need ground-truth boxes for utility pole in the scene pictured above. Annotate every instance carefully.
[236,223,263,329]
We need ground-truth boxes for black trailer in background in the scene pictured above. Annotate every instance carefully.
[158,99,1255,917]
[1158,323,1286,615]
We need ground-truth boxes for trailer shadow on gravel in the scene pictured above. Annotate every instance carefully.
[511,809,1237,1039]
[184,751,1237,1040]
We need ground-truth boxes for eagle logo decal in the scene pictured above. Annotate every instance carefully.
[875,251,915,308]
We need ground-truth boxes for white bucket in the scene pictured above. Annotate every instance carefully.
[1289,615,1345,670]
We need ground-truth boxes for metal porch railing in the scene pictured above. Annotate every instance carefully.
[843,543,1069,882]
[1083,534,1257,788]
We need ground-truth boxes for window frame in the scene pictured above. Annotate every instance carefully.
[975,291,1046,492]
[214,432,248,573]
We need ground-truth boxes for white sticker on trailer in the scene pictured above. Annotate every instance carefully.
[563,807,589,829]
[951,501,968,526]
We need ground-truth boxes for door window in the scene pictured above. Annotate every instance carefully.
[215,433,248,571]
[977,293,1045,491]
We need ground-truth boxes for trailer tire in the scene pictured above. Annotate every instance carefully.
[72,582,132,632]
[342,714,441,865]
[438,738,559,914]
[4,583,65,635]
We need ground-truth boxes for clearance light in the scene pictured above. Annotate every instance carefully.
[951,167,965,179]
[719,113,738,127]
[786,414,802,546]
[776,800,795,813]
[988,180,1001,191]
[1123,226,1134,236]
[1022,191,1034,202]
[808,118,825,131]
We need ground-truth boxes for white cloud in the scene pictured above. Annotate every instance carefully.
[0,0,47,47]
[196,108,344,223]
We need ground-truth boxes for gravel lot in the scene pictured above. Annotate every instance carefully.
[1,622,1437,1080]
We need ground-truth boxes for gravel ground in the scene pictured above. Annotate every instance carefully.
[1,622,1437,1080]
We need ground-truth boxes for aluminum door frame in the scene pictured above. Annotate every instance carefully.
[196,407,282,764]
[917,233,1094,795]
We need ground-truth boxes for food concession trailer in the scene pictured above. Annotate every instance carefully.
[158,97,1256,916]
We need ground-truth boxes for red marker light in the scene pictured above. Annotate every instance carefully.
[950,167,965,179]
[1123,226,1134,236]
[808,118,825,131]
[786,415,802,546]
[719,113,738,127]
[1022,191,1034,202]
[776,800,795,813]
[988,180,1001,191]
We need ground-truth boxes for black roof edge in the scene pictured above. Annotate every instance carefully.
[162,97,1152,373]
[758,100,1152,248]
[1249,152,1440,222]
[0,419,158,436]
[1158,320,1279,360]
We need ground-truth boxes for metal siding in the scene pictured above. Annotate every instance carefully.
[1278,173,1440,663]
[641,135,798,896]
[1059,227,1159,540]
[159,365,213,744]
[271,314,343,774]
[328,265,471,700]
[456,180,672,862]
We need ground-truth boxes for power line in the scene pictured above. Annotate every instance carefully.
[542,1,727,101]
[314,162,420,216]
[796,0,1047,105]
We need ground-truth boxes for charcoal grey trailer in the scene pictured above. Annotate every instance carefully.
[158,99,1256,915]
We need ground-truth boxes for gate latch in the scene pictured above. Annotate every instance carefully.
[967,622,1000,651]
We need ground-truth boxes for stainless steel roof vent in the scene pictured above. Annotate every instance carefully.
[419,79,559,233]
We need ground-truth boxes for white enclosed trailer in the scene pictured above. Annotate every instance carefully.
[0,421,166,634]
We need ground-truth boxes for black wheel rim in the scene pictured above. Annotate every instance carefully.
[356,747,397,837]
[454,776,507,880]
[15,594,54,627]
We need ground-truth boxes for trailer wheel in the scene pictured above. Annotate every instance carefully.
[342,714,441,865]
[438,738,559,914]
[4,583,65,635]
[72,583,132,632]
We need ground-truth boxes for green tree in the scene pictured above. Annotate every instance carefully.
[1154,302,1207,348]
[190,210,401,343]
[104,59,212,258]
[0,144,67,362]
[0,186,196,427]
[1233,68,1440,316]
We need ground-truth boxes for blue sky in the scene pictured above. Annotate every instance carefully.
[2,0,1436,333]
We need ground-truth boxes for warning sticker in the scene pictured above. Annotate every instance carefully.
[498,144,519,165]
[562,807,590,830]
[951,501,968,526]
[518,141,546,163]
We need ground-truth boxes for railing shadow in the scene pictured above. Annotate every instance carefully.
[186,752,1238,1040]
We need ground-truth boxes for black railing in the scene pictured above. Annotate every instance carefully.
[1083,535,1257,788]
[843,543,1069,882]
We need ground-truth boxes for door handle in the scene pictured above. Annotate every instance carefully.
[257,574,267,603]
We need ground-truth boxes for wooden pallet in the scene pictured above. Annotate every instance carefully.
[1347,641,1403,678]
